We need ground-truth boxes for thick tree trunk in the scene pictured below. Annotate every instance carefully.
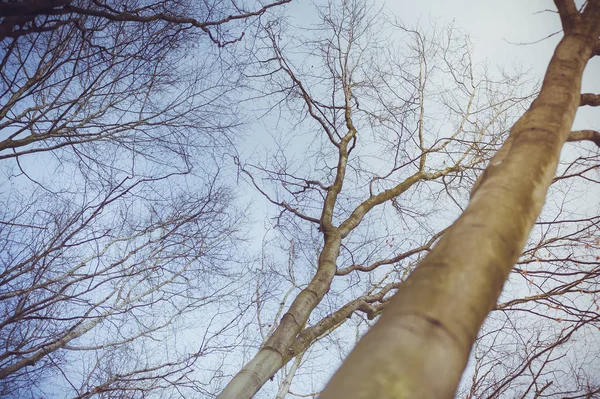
[319,3,600,399]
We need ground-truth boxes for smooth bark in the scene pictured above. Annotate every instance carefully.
[217,193,343,399]
[319,2,600,398]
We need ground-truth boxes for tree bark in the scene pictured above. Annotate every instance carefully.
[319,2,600,398]
[217,231,341,399]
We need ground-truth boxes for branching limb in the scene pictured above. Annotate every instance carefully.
[236,159,321,225]
[63,1,292,47]
[594,40,600,56]
[339,162,463,238]
[336,229,445,275]
[580,93,600,106]
[289,281,401,355]
[567,130,600,147]
[1,0,291,45]
[71,1,292,29]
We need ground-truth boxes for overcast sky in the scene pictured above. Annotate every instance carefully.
[284,1,598,128]
[392,0,560,69]
[250,0,600,228]
[386,0,599,130]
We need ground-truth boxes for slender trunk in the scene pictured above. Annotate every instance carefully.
[319,3,600,399]
[275,348,305,399]
[217,231,341,399]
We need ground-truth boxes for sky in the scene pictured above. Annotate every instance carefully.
[3,1,598,397]
[388,0,557,70]
[386,0,599,129]
[277,0,598,156]
[241,2,600,395]
[250,0,600,232]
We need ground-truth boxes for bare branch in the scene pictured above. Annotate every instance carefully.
[237,160,321,225]
[290,282,401,355]
[0,0,292,46]
[268,31,340,147]
[580,92,600,106]
[0,0,72,16]
[336,229,445,275]
[67,1,291,28]
[566,129,600,147]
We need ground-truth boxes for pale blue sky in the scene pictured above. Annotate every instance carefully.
[389,1,557,69]
[284,0,598,127]
[386,0,599,129]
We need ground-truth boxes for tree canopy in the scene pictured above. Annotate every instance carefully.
[1,1,600,398]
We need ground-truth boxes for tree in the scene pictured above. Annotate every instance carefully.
[320,1,600,398]
[4,1,599,398]
[217,1,541,397]
[0,1,289,397]
[0,0,290,45]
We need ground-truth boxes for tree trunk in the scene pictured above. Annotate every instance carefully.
[217,232,341,399]
[319,2,600,399]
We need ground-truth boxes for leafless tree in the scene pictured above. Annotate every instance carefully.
[217,1,538,397]
[0,0,290,45]
[4,1,599,398]
[455,149,600,398]
[0,0,290,397]
[320,1,600,398]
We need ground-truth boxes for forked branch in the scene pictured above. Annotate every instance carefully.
[553,0,580,33]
